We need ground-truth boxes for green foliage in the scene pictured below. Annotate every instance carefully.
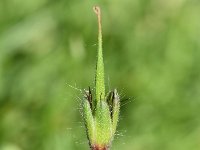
[0,0,200,150]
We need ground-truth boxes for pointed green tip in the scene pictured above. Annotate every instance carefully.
[93,6,105,101]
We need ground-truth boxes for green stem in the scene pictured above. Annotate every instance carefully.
[92,148,108,150]
[93,6,105,102]
[91,145,109,150]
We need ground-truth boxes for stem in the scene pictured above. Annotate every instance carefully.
[91,145,109,150]
[92,148,109,150]
[93,6,105,102]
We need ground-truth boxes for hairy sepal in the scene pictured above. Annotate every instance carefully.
[95,100,112,146]
[83,99,95,144]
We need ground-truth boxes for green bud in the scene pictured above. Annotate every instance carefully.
[82,6,120,150]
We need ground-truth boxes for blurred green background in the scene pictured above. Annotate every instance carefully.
[0,0,200,150]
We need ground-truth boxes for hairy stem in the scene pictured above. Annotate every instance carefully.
[92,148,108,150]
[93,6,105,102]
[91,145,109,150]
